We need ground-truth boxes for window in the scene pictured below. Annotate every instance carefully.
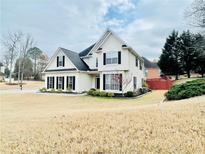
[133,76,137,90]
[106,52,118,64]
[105,74,121,90]
[136,58,138,67]
[139,60,142,70]
[48,77,54,89]
[67,76,75,90]
[96,58,98,67]
[58,56,63,66]
[57,77,64,89]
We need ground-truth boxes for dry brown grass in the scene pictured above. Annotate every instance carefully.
[173,77,202,85]
[0,80,44,90]
[0,91,205,153]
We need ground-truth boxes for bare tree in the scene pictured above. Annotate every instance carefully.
[3,54,10,69]
[19,34,34,83]
[185,0,205,29]
[2,32,22,83]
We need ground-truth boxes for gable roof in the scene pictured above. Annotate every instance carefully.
[80,29,144,61]
[142,57,158,68]
[79,43,95,57]
[59,48,90,71]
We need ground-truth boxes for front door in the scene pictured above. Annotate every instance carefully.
[95,77,100,89]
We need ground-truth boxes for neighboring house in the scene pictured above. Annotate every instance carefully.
[0,62,5,82]
[142,57,160,79]
[43,29,145,93]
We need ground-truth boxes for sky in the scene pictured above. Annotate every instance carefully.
[1,0,195,60]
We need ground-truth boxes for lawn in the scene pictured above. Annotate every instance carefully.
[173,77,202,85]
[0,89,205,153]
[0,80,44,90]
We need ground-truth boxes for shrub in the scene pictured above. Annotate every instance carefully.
[90,88,96,91]
[39,88,47,93]
[50,89,55,93]
[107,92,114,97]
[99,91,107,97]
[139,87,150,94]
[165,79,205,100]
[92,90,100,96]
[125,91,134,97]
[87,88,96,95]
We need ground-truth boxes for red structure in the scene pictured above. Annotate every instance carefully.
[146,77,173,90]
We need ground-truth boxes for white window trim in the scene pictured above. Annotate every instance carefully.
[58,77,63,90]
[58,56,63,67]
[48,77,54,89]
[67,76,74,90]
[106,51,118,65]
[105,74,121,91]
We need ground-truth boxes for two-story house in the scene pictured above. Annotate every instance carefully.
[43,29,145,93]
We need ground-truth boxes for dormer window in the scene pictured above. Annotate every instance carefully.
[57,56,65,67]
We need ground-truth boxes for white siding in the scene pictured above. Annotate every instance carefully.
[46,50,76,70]
[44,31,145,93]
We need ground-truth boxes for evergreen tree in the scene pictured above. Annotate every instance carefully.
[194,34,205,77]
[28,47,43,75]
[158,30,183,80]
[180,30,199,78]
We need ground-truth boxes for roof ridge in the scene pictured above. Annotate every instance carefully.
[59,47,79,55]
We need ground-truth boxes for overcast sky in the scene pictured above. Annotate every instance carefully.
[1,0,194,60]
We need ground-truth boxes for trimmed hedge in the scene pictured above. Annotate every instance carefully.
[125,91,134,97]
[165,79,205,100]
[87,88,114,97]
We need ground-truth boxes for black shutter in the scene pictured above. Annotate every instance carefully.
[103,53,106,65]
[56,77,58,89]
[47,77,49,89]
[103,74,105,90]
[136,58,138,67]
[57,56,59,67]
[118,51,121,64]
[52,77,55,89]
[62,77,64,90]
[73,76,75,90]
[66,76,68,89]
[63,56,65,67]
[119,74,122,91]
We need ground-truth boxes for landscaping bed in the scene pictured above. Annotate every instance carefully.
[165,79,205,100]
[87,88,150,98]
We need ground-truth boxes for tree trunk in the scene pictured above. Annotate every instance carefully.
[34,57,36,75]
[202,73,204,78]
[9,58,13,84]
[21,58,25,84]
[18,59,21,83]
[175,74,179,80]
[187,70,191,78]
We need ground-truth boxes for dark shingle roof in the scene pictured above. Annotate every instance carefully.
[60,48,90,71]
[79,43,95,57]
[142,57,158,68]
